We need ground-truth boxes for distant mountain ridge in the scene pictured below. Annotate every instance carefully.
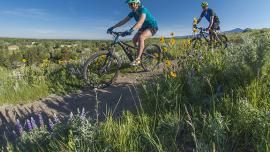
[174,28,247,39]
[224,28,244,33]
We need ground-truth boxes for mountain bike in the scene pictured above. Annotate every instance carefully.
[191,26,228,51]
[83,31,162,88]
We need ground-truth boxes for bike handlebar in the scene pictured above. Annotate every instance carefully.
[194,25,206,32]
[109,31,125,37]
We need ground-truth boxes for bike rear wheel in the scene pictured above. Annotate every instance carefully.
[210,34,229,50]
[217,34,228,49]
[141,44,162,71]
[83,51,121,89]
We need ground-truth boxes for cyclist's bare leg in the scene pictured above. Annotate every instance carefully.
[132,33,140,47]
[136,29,153,60]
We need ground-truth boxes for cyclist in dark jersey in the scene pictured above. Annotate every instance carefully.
[107,0,158,66]
[197,2,220,43]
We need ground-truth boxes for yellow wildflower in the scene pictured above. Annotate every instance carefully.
[101,55,107,59]
[165,60,172,67]
[182,39,192,47]
[162,47,168,52]
[169,71,177,79]
[193,18,198,25]
[170,38,176,46]
[188,39,192,46]
[193,28,199,33]
[160,36,165,43]
[22,59,27,63]
[182,40,187,47]
[170,32,175,37]
[58,60,65,65]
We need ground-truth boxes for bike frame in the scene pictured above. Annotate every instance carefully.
[195,27,223,45]
[196,28,210,43]
[109,32,137,62]
[105,31,158,67]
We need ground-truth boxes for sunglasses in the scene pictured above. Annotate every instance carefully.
[128,3,136,6]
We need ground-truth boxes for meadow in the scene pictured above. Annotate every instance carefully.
[1,28,270,151]
[0,39,109,104]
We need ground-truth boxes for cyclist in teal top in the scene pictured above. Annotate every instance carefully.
[107,0,158,66]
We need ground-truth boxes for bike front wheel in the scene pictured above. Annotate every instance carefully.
[191,37,209,51]
[83,51,121,89]
[141,44,162,71]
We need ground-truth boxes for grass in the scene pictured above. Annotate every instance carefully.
[1,29,270,151]
[0,63,84,105]
[0,67,48,104]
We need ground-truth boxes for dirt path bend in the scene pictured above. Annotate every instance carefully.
[0,69,161,140]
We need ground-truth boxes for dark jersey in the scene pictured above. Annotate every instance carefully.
[200,8,220,23]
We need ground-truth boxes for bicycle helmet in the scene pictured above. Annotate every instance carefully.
[201,2,208,7]
[126,0,141,4]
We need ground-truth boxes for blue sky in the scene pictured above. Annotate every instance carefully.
[0,0,269,39]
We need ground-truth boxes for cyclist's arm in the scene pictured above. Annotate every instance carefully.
[112,16,132,28]
[131,14,146,30]
[208,16,215,29]
[197,11,204,24]
[197,16,203,24]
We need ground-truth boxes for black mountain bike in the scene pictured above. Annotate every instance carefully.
[191,26,228,51]
[83,31,162,88]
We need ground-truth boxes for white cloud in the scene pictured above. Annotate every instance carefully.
[2,9,52,20]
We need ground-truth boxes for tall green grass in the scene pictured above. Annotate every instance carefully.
[0,63,84,105]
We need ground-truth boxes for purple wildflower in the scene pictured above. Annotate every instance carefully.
[38,113,44,128]
[48,118,54,130]
[16,119,23,134]
[53,113,60,124]
[26,119,33,131]
[31,117,37,129]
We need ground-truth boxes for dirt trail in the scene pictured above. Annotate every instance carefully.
[0,69,160,140]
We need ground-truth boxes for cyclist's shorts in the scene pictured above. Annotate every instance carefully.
[211,22,220,31]
[138,27,158,36]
